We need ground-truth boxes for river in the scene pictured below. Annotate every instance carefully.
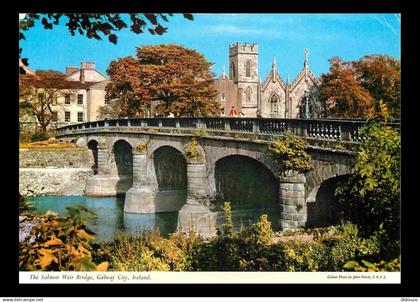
[24,195,282,242]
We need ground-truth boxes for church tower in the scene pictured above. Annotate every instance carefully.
[229,42,259,116]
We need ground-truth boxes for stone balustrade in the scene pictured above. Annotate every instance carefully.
[56,117,400,144]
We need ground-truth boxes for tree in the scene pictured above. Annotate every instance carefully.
[335,102,400,253]
[104,44,219,117]
[19,13,193,72]
[19,71,76,137]
[319,55,400,119]
[353,55,400,119]
[319,57,374,118]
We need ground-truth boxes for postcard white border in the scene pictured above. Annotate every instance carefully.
[19,271,400,284]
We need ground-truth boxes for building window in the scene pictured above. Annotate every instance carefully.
[65,94,71,105]
[77,112,83,122]
[221,92,225,101]
[245,61,251,77]
[246,86,252,103]
[270,95,278,114]
[105,95,111,105]
[77,94,83,105]
[51,112,57,122]
[65,111,71,122]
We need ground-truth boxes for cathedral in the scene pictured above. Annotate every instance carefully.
[214,42,323,118]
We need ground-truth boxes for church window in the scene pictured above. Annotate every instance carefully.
[246,61,251,77]
[221,92,225,101]
[270,95,278,114]
[246,86,252,103]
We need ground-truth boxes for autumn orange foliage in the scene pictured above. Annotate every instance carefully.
[104,44,219,118]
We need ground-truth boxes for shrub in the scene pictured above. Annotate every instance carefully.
[19,206,108,271]
[343,257,400,272]
[183,138,203,161]
[31,131,49,142]
[268,131,312,174]
[335,113,400,246]
[101,230,192,271]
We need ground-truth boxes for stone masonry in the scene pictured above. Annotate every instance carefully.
[279,172,307,229]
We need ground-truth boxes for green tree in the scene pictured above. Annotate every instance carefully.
[104,44,219,117]
[335,103,400,246]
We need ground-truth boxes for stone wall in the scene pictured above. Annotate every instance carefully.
[19,148,94,168]
[19,168,93,196]
[19,148,94,196]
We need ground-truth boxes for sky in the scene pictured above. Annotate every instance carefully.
[19,13,401,81]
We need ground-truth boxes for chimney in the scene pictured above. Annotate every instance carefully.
[81,62,95,70]
[80,69,85,82]
[66,66,78,75]
[80,62,95,82]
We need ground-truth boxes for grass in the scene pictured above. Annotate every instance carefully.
[19,138,78,149]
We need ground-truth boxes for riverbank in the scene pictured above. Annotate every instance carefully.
[19,146,94,196]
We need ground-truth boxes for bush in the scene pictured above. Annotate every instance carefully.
[183,138,203,161]
[268,131,312,174]
[19,206,108,271]
[31,131,49,142]
[101,230,195,271]
[335,116,400,247]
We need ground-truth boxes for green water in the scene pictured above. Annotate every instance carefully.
[25,196,282,242]
[25,196,178,242]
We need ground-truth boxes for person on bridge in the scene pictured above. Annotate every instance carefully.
[229,106,237,117]
[168,112,175,118]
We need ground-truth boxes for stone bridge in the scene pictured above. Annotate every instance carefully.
[56,117,395,237]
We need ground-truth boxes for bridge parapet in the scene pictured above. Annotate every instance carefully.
[57,117,400,148]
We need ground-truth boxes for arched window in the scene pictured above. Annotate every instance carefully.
[230,62,235,80]
[270,94,278,114]
[245,61,251,77]
[246,86,252,103]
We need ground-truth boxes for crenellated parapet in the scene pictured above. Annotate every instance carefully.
[229,42,258,56]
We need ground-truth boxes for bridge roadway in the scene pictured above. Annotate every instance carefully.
[56,117,399,237]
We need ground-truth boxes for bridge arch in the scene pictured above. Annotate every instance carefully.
[305,164,352,227]
[87,139,99,175]
[111,139,133,194]
[151,145,187,191]
[213,154,280,229]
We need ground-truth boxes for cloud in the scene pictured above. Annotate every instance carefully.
[207,24,267,36]
[373,14,400,36]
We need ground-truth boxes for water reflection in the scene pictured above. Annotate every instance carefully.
[25,196,282,242]
[25,196,178,242]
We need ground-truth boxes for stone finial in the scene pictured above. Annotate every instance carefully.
[304,48,309,67]
[272,57,277,71]
[222,65,226,79]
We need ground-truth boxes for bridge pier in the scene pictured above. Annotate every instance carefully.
[279,172,307,230]
[177,160,217,238]
[123,151,157,213]
[85,146,119,196]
